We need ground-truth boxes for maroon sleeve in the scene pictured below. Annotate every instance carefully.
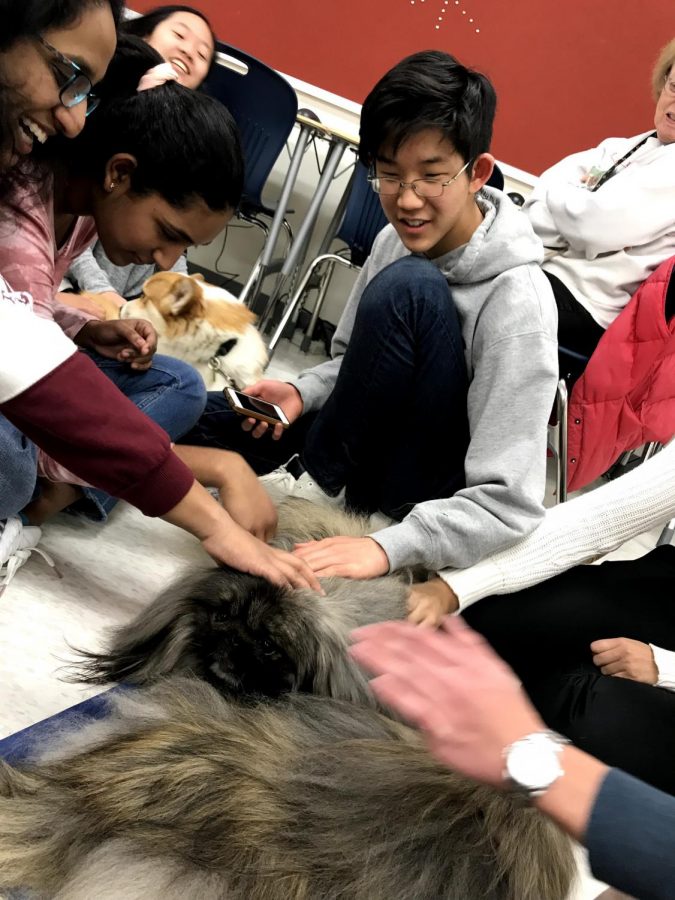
[1,352,195,517]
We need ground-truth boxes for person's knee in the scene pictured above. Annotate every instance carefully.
[359,257,452,319]
[181,363,208,413]
[154,355,207,408]
[147,356,208,440]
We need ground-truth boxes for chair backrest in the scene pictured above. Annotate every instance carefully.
[204,42,298,210]
[336,161,389,267]
[487,163,505,191]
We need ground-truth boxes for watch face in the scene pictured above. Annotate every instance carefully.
[505,735,564,792]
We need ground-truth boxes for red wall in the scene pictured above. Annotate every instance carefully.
[132,0,673,175]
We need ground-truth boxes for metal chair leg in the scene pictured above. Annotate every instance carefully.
[300,259,337,353]
[266,253,352,357]
[657,518,675,547]
[260,136,349,332]
[552,378,569,504]
[642,441,662,462]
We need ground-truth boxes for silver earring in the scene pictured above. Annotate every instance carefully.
[108,181,116,192]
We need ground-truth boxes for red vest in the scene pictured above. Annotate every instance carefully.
[567,256,675,491]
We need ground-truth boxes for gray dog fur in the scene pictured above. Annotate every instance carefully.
[71,499,415,705]
[0,678,576,900]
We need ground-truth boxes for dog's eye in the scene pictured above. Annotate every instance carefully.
[211,611,230,626]
[260,638,276,656]
[216,338,238,357]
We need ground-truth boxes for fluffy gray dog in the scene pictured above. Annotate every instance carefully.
[72,499,416,705]
[0,678,576,900]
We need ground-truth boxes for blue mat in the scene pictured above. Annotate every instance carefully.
[0,688,121,765]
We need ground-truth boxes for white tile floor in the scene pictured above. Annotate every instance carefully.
[0,334,660,899]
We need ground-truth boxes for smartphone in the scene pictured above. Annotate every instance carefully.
[224,387,290,428]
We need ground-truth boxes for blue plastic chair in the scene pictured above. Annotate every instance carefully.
[203,42,298,295]
[268,162,507,353]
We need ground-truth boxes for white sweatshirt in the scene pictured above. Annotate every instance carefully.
[440,441,675,689]
[524,131,675,329]
[0,275,76,403]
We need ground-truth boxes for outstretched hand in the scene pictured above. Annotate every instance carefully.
[407,578,460,626]
[162,480,323,593]
[293,536,390,579]
[201,518,324,593]
[350,616,544,787]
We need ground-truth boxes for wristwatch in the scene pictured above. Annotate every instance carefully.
[502,730,569,799]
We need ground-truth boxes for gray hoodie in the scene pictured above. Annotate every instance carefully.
[292,187,558,571]
[66,241,188,299]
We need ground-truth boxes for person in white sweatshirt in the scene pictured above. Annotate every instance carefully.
[523,37,675,357]
[407,440,675,795]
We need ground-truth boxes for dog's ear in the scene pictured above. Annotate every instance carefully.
[167,276,202,317]
[141,272,171,297]
[67,572,215,686]
[192,273,205,282]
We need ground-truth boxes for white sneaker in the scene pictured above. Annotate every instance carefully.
[260,455,344,509]
[292,471,345,509]
[259,466,297,506]
[0,516,58,596]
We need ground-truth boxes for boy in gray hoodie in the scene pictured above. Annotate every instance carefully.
[185,51,559,587]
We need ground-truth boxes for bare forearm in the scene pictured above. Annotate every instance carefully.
[173,444,244,488]
[162,479,235,541]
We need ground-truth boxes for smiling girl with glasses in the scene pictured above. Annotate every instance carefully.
[0,0,320,596]
[38,35,100,115]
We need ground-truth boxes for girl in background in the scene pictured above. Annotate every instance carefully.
[0,0,318,592]
[64,6,217,314]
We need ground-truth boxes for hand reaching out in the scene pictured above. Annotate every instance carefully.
[407,578,460,626]
[293,536,390,579]
[350,617,544,787]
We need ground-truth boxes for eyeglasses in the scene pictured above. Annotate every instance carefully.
[663,75,675,98]
[368,159,472,198]
[38,36,99,116]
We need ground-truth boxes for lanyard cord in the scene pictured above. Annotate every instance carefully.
[590,132,657,192]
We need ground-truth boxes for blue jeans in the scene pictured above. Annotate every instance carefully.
[183,257,470,520]
[302,257,470,519]
[78,351,206,520]
[0,415,37,520]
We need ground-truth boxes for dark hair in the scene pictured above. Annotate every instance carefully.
[122,5,217,83]
[46,35,243,212]
[0,0,123,201]
[358,50,496,167]
[0,0,123,50]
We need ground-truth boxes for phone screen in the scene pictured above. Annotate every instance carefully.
[228,390,285,422]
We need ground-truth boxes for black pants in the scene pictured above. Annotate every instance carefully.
[464,546,675,796]
[545,271,605,359]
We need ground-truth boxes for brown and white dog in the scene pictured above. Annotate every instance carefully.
[90,272,268,389]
